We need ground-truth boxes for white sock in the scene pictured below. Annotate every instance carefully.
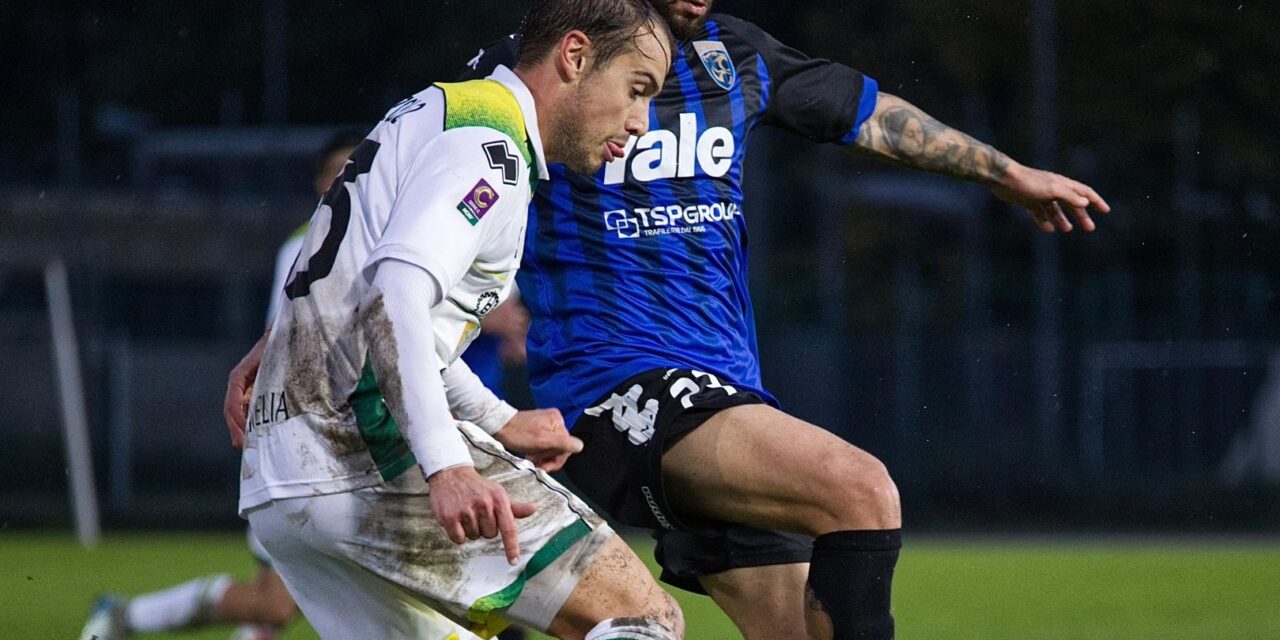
[126,574,232,632]
[230,623,281,640]
[584,617,678,640]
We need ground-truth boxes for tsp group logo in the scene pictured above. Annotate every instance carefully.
[604,209,641,239]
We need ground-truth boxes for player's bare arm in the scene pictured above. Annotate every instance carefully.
[852,92,1111,233]
[224,328,269,448]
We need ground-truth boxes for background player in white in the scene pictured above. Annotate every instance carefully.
[232,1,683,638]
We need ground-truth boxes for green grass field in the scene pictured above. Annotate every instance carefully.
[4,532,1278,639]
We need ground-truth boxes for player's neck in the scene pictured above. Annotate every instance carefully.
[513,65,559,160]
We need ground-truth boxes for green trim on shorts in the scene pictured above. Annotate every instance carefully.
[466,518,592,625]
[348,359,417,481]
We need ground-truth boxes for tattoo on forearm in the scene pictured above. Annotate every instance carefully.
[856,97,1010,184]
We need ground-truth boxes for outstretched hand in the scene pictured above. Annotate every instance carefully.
[224,331,269,448]
[990,163,1111,233]
[428,465,536,565]
[493,408,584,472]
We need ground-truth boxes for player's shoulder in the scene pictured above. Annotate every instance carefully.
[706,13,774,49]
[461,34,518,80]
[433,78,533,175]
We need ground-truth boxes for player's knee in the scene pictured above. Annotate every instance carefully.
[651,589,684,637]
[585,613,683,640]
[813,448,900,532]
[601,577,684,636]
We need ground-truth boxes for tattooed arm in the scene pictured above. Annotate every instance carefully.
[852,92,1111,233]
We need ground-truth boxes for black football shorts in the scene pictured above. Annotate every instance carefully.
[563,368,813,594]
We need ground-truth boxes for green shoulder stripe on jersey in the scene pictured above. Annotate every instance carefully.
[466,519,592,631]
[436,79,536,174]
[349,359,417,481]
[288,222,309,240]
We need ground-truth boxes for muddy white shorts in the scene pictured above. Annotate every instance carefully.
[248,421,613,639]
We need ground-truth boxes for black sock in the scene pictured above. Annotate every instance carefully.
[806,529,902,640]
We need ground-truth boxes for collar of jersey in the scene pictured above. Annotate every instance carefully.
[487,65,549,181]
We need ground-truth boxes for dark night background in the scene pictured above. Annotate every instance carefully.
[1,1,1277,531]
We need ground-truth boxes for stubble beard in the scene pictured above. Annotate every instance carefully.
[659,1,711,40]
[548,104,601,175]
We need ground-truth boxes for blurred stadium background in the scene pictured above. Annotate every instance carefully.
[1,0,1277,637]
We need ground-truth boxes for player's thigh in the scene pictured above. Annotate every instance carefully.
[662,403,895,534]
[544,533,683,640]
[698,562,809,640]
[248,499,464,640]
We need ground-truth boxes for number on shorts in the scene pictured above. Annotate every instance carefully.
[669,370,737,409]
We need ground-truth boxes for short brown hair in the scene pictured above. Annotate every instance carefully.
[515,0,673,73]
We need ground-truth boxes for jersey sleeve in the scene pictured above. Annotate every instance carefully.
[458,34,519,81]
[726,16,879,144]
[364,128,521,295]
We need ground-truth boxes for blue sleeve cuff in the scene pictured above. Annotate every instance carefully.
[839,76,880,145]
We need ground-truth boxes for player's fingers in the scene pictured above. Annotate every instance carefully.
[441,515,468,545]
[1028,206,1055,233]
[477,502,499,539]
[496,501,522,565]
[1050,202,1073,233]
[510,501,537,519]
[564,434,584,454]
[533,452,572,473]
[459,509,480,540]
[1068,202,1096,232]
[1075,181,1111,213]
[224,392,247,448]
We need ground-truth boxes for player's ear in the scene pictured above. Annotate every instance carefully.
[556,30,591,82]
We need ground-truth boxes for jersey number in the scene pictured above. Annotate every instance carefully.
[284,138,381,300]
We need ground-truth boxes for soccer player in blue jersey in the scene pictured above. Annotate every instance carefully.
[231,2,1110,638]
[455,3,1109,639]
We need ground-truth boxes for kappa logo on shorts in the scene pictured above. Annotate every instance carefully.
[584,384,658,445]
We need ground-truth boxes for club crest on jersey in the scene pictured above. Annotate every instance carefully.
[456,178,499,226]
[692,40,736,90]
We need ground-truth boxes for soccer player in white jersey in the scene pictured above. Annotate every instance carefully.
[79,134,481,640]
[228,1,684,638]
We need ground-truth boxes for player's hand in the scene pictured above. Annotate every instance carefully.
[224,331,269,448]
[427,465,536,565]
[989,162,1111,233]
[493,408,584,472]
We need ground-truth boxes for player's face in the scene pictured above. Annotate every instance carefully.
[657,0,713,40]
[551,22,671,174]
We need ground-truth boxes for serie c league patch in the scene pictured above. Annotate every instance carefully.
[457,178,499,226]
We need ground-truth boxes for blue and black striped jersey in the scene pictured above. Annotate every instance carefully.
[463,15,879,426]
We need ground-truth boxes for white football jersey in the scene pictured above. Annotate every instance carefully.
[240,66,548,513]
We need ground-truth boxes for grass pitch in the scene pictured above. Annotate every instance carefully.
[3,532,1278,639]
